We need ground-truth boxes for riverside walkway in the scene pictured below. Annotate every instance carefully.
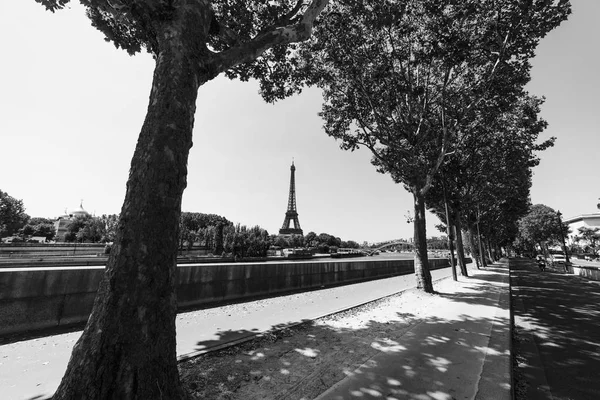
[2,264,453,400]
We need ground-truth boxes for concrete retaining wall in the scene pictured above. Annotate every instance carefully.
[0,243,106,258]
[0,258,451,337]
[570,265,600,281]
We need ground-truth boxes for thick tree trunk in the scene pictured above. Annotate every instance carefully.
[485,238,492,261]
[454,212,468,277]
[53,15,211,400]
[468,226,481,269]
[480,239,489,266]
[413,190,433,292]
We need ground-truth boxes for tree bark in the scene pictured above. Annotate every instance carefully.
[454,211,468,277]
[413,190,433,293]
[53,13,212,399]
[481,239,489,266]
[488,238,496,261]
[468,226,481,269]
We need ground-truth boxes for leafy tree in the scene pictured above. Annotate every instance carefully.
[34,1,330,397]
[64,215,107,243]
[0,190,29,238]
[426,93,550,268]
[223,224,271,258]
[295,0,570,291]
[427,236,449,251]
[78,217,107,243]
[270,233,304,249]
[304,231,318,247]
[28,217,55,226]
[27,221,57,241]
[574,227,600,255]
[345,240,360,249]
[179,212,231,252]
[516,204,565,254]
[99,214,119,242]
[64,215,90,242]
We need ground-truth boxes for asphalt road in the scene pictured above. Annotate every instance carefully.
[511,259,600,400]
[0,261,452,400]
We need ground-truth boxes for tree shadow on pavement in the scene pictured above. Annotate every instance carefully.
[511,258,600,400]
[180,271,511,400]
[435,266,509,310]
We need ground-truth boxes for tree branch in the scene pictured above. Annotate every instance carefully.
[210,0,329,75]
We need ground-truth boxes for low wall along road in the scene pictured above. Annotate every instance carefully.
[0,257,452,337]
[569,264,600,281]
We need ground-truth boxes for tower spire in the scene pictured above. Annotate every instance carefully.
[279,160,303,236]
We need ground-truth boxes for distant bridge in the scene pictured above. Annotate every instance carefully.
[375,240,413,251]
[362,240,414,255]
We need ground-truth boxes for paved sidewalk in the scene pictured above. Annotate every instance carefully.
[1,268,453,400]
[1,264,511,400]
[316,262,512,400]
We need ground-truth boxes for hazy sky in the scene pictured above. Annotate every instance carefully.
[1,1,598,243]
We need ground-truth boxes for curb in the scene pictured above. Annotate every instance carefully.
[509,261,516,400]
[178,273,454,362]
[474,260,513,400]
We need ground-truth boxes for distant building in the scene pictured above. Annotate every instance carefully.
[564,203,600,244]
[54,201,91,242]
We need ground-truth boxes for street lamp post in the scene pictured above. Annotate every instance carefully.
[557,210,570,264]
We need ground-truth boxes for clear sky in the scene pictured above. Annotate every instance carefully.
[1,1,598,244]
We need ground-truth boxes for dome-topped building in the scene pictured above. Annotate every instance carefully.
[70,201,90,218]
[54,200,91,242]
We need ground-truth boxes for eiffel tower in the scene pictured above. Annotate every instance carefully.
[279,161,303,236]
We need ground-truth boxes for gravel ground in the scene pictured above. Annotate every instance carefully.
[179,276,464,400]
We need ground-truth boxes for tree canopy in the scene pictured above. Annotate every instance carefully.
[0,190,29,238]
[290,0,570,291]
[516,204,566,253]
[573,226,600,255]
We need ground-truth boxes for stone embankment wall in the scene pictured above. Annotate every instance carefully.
[569,264,600,281]
[0,243,106,258]
[0,258,452,337]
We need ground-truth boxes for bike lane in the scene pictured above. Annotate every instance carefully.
[510,258,600,399]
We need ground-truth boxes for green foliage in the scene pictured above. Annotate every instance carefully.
[20,221,56,241]
[35,0,327,74]
[0,190,29,238]
[223,224,270,258]
[427,236,449,250]
[516,204,565,250]
[574,227,600,255]
[178,212,232,251]
[297,0,570,194]
[98,214,119,242]
[57,214,121,243]
[64,215,106,243]
[286,1,570,271]
[427,93,549,249]
[35,0,70,12]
